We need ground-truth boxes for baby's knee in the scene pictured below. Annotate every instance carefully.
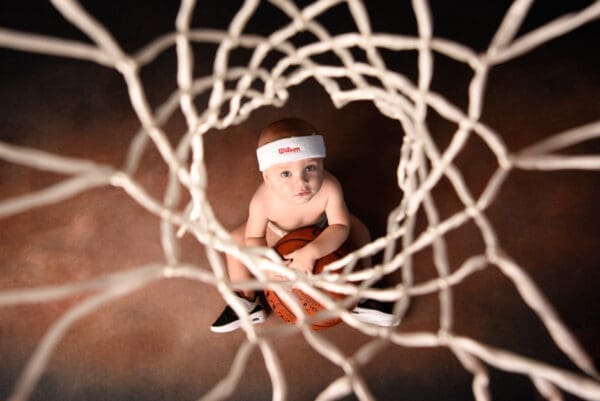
[230,223,247,245]
[349,215,371,245]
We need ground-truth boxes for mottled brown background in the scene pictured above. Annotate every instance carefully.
[0,1,598,400]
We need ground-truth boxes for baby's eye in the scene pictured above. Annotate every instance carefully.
[304,165,316,173]
[280,171,291,178]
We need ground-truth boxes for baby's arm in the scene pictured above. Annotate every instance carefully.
[246,192,291,281]
[285,177,350,273]
[245,192,268,248]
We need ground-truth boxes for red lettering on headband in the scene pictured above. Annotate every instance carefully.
[278,146,301,154]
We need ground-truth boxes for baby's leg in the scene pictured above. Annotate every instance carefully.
[211,223,266,333]
[348,214,372,267]
[226,223,255,299]
[347,215,401,327]
[227,223,284,296]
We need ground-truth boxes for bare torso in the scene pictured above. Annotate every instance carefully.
[255,170,337,231]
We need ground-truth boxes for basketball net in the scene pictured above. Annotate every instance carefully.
[1,0,600,400]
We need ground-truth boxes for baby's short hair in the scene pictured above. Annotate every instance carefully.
[258,118,317,147]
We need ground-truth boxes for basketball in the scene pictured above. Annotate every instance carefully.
[264,226,353,330]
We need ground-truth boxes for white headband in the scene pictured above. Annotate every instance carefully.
[256,135,326,171]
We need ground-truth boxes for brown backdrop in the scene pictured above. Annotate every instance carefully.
[1,2,599,400]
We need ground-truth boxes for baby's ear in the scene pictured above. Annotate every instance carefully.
[262,171,270,182]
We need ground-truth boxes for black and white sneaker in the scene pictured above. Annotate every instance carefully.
[351,299,401,327]
[210,296,266,333]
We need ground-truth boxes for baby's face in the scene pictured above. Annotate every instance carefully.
[263,158,324,204]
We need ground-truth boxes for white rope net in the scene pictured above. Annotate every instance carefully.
[0,0,599,400]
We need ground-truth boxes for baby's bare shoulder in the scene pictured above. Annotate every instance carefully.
[249,183,269,210]
[322,170,343,192]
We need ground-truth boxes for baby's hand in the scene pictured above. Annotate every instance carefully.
[284,246,318,276]
[266,270,290,282]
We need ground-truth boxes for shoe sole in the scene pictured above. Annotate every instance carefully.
[351,307,400,327]
[210,310,266,333]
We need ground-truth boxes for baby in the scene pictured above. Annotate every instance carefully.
[211,118,395,332]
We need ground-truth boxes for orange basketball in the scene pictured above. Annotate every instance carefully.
[264,226,353,330]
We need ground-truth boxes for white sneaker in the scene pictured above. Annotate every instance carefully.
[351,299,400,327]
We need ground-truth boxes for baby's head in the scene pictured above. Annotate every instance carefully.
[256,118,326,203]
[256,118,325,171]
